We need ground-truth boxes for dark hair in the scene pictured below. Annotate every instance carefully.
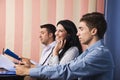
[40,24,56,40]
[80,12,107,39]
[57,20,82,60]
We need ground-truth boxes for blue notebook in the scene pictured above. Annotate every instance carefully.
[4,49,21,61]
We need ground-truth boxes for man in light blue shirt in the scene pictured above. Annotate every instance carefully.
[16,12,114,80]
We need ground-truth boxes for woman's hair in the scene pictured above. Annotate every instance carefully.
[57,20,82,60]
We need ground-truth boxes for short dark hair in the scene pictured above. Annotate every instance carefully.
[40,24,56,40]
[80,12,107,39]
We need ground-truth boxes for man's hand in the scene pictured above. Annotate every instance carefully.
[20,57,33,68]
[15,64,30,76]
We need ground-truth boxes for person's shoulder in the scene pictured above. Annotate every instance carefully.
[91,45,111,56]
[66,46,79,54]
[68,46,79,51]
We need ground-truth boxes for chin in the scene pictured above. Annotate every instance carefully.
[81,42,86,45]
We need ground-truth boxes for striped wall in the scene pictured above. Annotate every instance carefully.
[0,0,104,62]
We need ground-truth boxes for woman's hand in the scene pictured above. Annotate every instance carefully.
[53,39,66,56]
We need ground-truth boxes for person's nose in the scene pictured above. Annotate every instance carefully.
[76,31,80,36]
[55,31,58,36]
[39,34,42,38]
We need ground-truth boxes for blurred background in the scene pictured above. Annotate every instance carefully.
[0,0,120,80]
[0,0,104,62]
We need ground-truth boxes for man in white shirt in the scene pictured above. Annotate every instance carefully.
[21,24,56,66]
[22,24,56,80]
[38,24,56,65]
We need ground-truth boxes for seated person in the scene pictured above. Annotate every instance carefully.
[48,20,82,65]
[21,20,82,66]
[16,12,114,80]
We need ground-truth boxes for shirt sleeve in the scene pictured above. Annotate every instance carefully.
[49,55,59,65]
[48,47,79,65]
[30,46,114,80]
[59,47,79,64]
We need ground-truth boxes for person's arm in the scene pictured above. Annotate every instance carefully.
[30,46,114,80]
[59,47,79,64]
[48,47,79,65]
[48,40,66,65]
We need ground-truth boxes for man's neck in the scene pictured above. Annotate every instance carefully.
[45,40,55,46]
[87,37,100,47]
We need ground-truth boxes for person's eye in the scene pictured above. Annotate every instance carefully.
[80,28,83,31]
[79,27,83,31]
[41,32,44,34]
[60,30,63,32]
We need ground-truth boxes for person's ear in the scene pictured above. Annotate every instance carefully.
[49,33,53,38]
[91,28,97,35]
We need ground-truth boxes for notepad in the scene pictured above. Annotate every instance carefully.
[0,54,15,71]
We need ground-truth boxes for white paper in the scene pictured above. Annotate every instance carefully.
[30,60,37,65]
[0,54,15,71]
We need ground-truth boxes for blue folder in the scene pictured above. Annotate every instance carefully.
[4,49,21,61]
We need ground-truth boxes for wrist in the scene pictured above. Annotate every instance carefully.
[53,51,58,56]
[24,68,30,76]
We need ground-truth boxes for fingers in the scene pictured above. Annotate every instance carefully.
[59,40,66,49]
[15,63,25,68]
[55,40,66,49]
[63,39,66,47]
[15,59,31,68]
[15,64,28,76]
[53,39,66,55]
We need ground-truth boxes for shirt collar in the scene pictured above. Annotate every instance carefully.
[44,41,56,50]
[87,39,104,52]
[48,41,56,47]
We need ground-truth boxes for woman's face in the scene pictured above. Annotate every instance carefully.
[55,24,67,41]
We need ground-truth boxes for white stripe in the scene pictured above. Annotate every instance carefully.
[40,0,48,24]
[73,0,81,27]
[39,0,48,57]
[88,0,97,12]
[6,0,15,51]
[56,0,64,23]
[22,0,32,58]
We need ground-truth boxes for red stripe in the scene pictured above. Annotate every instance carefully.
[31,0,40,62]
[0,0,6,52]
[48,0,56,25]
[80,0,89,51]
[64,0,73,20]
[14,0,23,56]
[97,0,104,13]
[80,0,89,18]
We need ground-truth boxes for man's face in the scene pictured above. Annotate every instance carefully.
[39,28,50,45]
[77,21,93,45]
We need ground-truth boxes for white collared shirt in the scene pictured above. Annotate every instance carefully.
[39,41,56,65]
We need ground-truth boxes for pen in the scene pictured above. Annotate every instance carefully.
[2,48,4,55]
